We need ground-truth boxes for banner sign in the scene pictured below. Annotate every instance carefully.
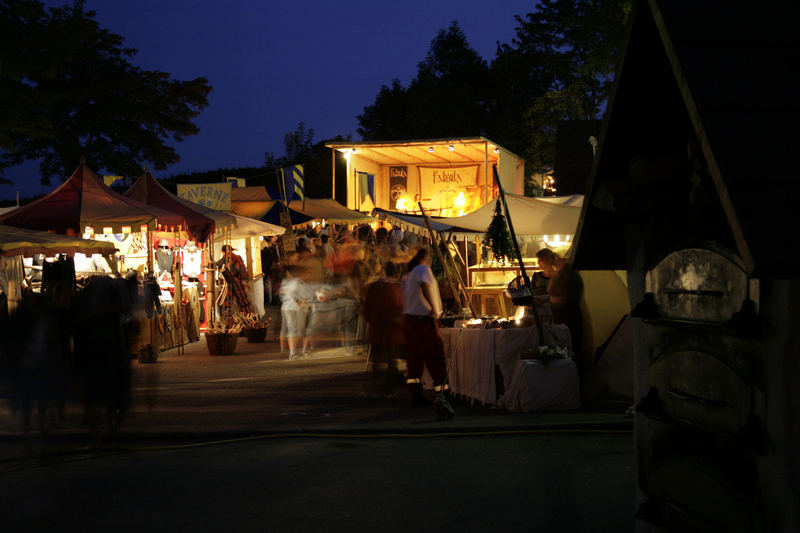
[177,183,232,211]
[418,165,479,212]
[282,165,304,202]
[278,210,296,254]
[389,166,408,208]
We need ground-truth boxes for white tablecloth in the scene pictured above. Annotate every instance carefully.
[497,359,581,412]
[431,324,571,406]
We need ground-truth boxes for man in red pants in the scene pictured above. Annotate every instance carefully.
[401,248,454,419]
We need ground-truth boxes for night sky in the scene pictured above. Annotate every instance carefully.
[3,0,538,200]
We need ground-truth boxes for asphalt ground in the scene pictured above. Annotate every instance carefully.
[0,334,636,531]
[0,332,633,461]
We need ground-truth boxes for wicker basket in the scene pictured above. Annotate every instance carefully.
[244,326,268,343]
[506,275,533,306]
[205,332,239,355]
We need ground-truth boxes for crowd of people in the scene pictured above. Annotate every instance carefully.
[257,224,455,418]
[0,217,583,445]
[251,222,585,417]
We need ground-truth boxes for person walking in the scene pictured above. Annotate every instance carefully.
[278,264,313,360]
[401,248,454,419]
[363,261,404,399]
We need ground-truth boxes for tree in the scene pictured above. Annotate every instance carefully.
[357,21,490,140]
[0,0,211,185]
[482,199,515,263]
[356,79,414,141]
[497,0,631,168]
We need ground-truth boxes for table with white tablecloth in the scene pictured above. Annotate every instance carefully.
[432,323,574,406]
[497,359,581,412]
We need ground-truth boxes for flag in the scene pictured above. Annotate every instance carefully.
[282,164,304,202]
[103,175,123,187]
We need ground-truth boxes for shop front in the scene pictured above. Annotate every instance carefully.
[326,138,525,216]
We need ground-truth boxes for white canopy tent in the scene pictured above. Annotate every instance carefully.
[211,214,286,317]
[373,193,583,238]
[0,224,118,314]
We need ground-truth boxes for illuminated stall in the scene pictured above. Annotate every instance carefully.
[0,163,189,356]
[0,224,116,314]
[372,192,583,317]
[124,170,220,346]
[325,138,525,216]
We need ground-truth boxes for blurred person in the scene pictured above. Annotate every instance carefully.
[278,264,314,359]
[3,289,71,452]
[374,226,393,261]
[320,234,334,257]
[388,225,404,251]
[532,248,555,296]
[401,248,454,419]
[261,236,281,304]
[297,229,313,251]
[311,236,323,257]
[71,275,138,446]
[295,237,312,259]
[535,248,585,377]
[363,261,405,399]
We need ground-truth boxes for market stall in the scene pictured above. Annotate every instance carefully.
[124,170,221,348]
[0,164,191,356]
[372,193,582,314]
[211,213,285,319]
[0,224,117,314]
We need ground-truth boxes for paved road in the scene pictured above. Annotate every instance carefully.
[3,431,633,532]
[1,335,635,531]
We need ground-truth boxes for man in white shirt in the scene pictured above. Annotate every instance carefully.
[401,247,454,419]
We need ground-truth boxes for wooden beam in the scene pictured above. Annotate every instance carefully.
[419,202,462,315]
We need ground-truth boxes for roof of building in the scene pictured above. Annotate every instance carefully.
[572,0,800,277]
[553,120,601,196]
[325,137,520,166]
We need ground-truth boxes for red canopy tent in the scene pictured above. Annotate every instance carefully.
[125,171,216,243]
[0,164,185,235]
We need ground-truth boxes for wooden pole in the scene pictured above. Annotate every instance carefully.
[207,232,216,329]
[492,165,541,338]
[441,231,471,314]
[146,227,155,358]
[331,147,336,202]
[484,140,489,204]
[419,202,462,315]
[174,228,184,354]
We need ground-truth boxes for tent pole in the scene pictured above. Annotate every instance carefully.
[146,227,156,359]
[208,233,216,329]
[493,165,540,338]
[330,147,336,202]
[442,231,471,316]
[174,228,184,355]
[484,140,489,204]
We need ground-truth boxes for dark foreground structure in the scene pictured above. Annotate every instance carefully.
[574,1,800,531]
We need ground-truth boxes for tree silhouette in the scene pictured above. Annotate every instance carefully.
[0,0,211,185]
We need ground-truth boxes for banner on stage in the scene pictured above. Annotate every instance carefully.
[417,165,479,213]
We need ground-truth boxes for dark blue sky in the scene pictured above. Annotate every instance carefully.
[3,0,538,200]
